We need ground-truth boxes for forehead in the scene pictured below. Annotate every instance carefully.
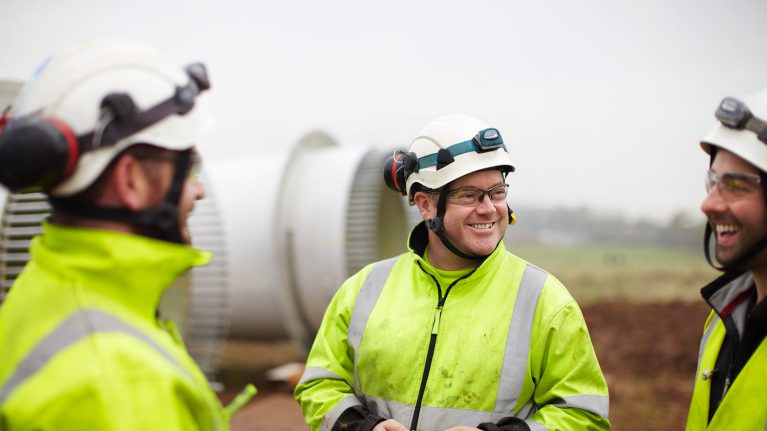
[452,169,504,188]
[712,148,761,174]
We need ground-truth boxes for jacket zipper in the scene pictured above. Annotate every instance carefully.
[409,266,475,431]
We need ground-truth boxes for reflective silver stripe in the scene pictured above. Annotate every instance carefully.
[516,402,536,418]
[496,264,547,413]
[0,308,192,406]
[695,314,720,379]
[366,393,604,430]
[526,419,547,431]
[367,394,501,429]
[321,395,363,431]
[298,365,344,386]
[347,257,398,397]
[553,394,609,418]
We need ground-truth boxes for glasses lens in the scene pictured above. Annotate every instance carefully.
[705,170,716,194]
[706,169,761,200]
[449,188,481,206]
[188,151,203,181]
[447,183,508,206]
[489,184,509,202]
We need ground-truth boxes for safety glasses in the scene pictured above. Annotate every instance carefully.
[444,183,509,207]
[706,169,762,201]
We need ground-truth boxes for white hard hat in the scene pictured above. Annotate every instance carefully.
[9,38,209,196]
[701,88,767,172]
[404,114,515,203]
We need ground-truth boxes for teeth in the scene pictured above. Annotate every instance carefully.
[716,224,738,234]
[470,223,494,229]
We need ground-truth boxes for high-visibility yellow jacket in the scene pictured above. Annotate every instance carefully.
[0,222,229,431]
[295,223,610,431]
[686,271,767,430]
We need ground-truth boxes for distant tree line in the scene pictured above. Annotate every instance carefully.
[509,206,705,249]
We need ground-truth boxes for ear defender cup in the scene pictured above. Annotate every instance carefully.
[508,206,516,225]
[0,117,80,192]
[383,150,419,195]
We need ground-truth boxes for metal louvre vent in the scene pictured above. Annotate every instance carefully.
[185,174,229,380]
[345,149,385,276]
[0,193,49,305]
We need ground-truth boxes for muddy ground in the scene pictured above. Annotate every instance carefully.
[218,300,711,431]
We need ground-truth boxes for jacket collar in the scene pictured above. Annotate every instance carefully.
[702,271,754,319]
[407,221,505,278]
[30,221,211,319]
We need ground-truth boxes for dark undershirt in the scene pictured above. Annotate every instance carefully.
[709,289,767,422]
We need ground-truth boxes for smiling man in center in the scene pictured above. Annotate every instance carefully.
[295,114,610,431]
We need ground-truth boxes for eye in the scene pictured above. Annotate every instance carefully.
[721,173,757,195]
[490,186,507,201]
[455,189,479,201]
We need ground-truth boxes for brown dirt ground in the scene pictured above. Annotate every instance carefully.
[218,300,711,431]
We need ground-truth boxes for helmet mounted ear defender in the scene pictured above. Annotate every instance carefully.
[383,114,516,260]
[0,39,211,243]
[701,89,767,272]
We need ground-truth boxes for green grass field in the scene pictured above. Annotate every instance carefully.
[506,243,720,305]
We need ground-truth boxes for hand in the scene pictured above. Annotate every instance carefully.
[372,419,409,431]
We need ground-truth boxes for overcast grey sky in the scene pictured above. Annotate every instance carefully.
[2,0,767,223]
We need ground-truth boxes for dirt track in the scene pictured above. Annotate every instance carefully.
[219,300,711,431]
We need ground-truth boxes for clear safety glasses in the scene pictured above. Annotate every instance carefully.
[445,183,509,207]
[705,169,761,201]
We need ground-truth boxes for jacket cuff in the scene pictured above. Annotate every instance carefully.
[478,416,531,431]
[332,406,385,431]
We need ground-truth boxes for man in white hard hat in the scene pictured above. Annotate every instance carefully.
[295,114,610,431]
[686,90,767,430]
[0,39,232,430]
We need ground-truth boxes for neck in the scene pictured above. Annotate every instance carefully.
[52,211,131,232]
[426,231,481,270]
[753,267,767,304]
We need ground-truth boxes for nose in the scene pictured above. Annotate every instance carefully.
[700,185,725,217]
[192,178,206,201]
[474,193,497,214]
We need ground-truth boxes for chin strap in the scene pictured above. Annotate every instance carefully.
[50,149,192,244]
[704,223,767,272]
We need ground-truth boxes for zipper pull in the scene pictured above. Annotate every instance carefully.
[701,369,717,381]
[432,306,443,334]
[722,375,731,398]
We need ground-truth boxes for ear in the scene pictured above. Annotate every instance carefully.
[111,154,154,211]
[413,191,437,221]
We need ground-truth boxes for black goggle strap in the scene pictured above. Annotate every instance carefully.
[78,78,202,153]
[49,149,192,244]
[417,136,508,171]
[426,188,486,261]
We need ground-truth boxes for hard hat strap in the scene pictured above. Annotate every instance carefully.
[49,149,192,244]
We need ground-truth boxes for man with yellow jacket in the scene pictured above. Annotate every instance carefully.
[686,90,767,430]
[295,114,610,431]
[0,39,229,430]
